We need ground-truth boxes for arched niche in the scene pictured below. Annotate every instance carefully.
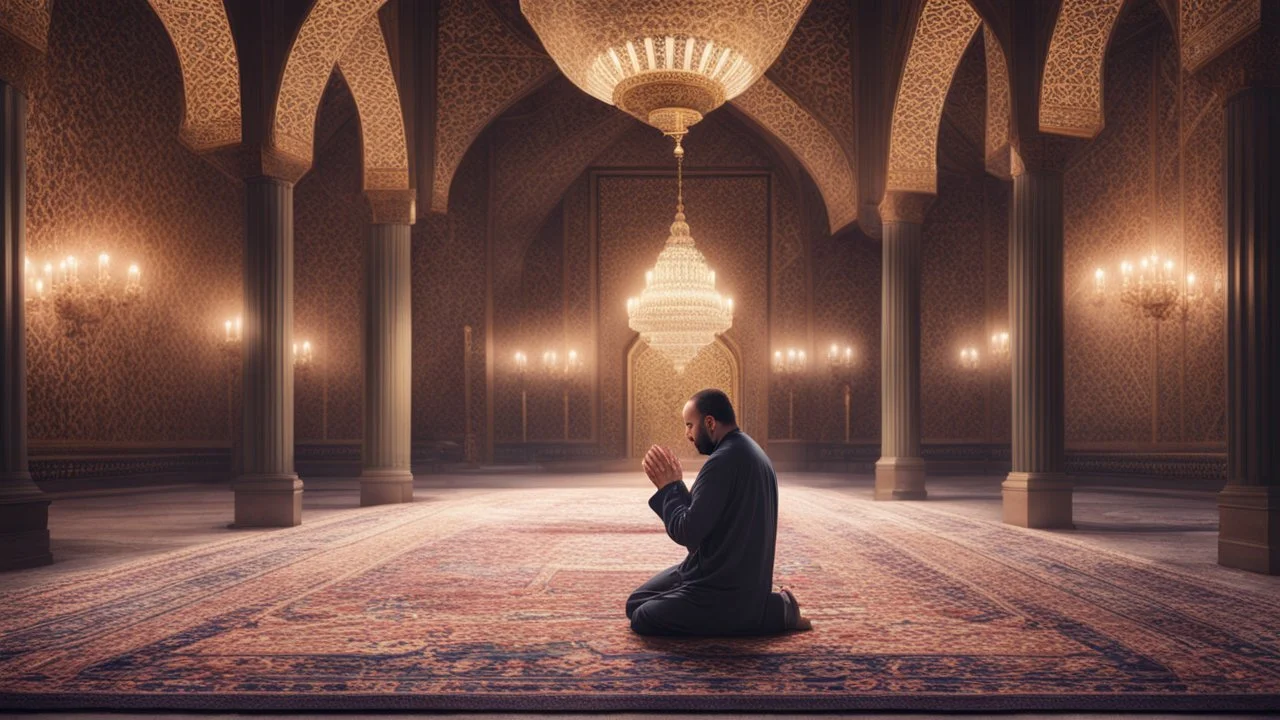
[626,335,743,460]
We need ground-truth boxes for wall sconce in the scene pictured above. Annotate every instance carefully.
[541,346,586,440]
[989,330,1009,359]
[772,347,807,440]
[1092,250,1208,323]
[292,340,315,369]
[959,346,980,371]
[825,342,858,444]
[26,251,143,337]
[513,350,529,443]
[221,315,242,365]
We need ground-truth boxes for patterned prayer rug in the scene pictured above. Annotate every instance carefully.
[1,485,1278,711]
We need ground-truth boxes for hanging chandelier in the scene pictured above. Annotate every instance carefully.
[625,138,733,373]
[519,0,809,137]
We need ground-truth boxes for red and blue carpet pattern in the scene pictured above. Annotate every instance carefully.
[1,486,1278,711]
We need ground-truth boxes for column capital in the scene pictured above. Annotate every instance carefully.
[1010,133,1081,176]
[366,189,417,226]
[878,190,935,225]
[196,143,311,185]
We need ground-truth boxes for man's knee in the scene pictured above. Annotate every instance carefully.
[625,592,643,620]
[629,603,661,635]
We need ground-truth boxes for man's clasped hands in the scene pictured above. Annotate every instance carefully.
[642,445,683,490]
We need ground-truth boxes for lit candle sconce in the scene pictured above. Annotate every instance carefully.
[513,350,530,443]
[541,346,587,440]
[989,330,1009,359]
[1093,250,1203,322]
[959,346,980,372]
[772,347,807,440]
[826,342,858,444]
[27,248,143,336]
[220,315,243,364]
[292,340,316,369]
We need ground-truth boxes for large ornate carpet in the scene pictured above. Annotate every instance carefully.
[1,485,1278,711]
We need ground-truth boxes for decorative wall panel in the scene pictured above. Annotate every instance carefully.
[630,339,739,459]
[810,229,880,444]
[25,0,241,444]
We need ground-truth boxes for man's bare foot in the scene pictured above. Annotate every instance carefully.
[779,587,814,632]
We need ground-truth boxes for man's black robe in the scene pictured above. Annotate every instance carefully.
[627,428,789,636]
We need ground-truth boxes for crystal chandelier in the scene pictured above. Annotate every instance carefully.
[625,139,733,373]
[520,0,809,137]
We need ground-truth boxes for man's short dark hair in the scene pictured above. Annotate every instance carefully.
[690,388,736,425]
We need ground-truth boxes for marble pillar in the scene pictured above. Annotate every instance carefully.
[875,192,930,500]
[0,80,50,569]
[1218,87,1279,575]
[1004,169,1071,528]
[361,223,413,506]
[234,177,301,527]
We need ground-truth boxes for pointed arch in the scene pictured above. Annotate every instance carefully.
[731,76,858,234]
[272,0,387,167]
[144,0,241,151]
[983,24,1012,177]
[885,0,982,194]
[1038,0,1126,138]
[336,14,408,193]
[431,0,557,214]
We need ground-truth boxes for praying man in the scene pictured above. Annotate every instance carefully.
[627,388,813,636]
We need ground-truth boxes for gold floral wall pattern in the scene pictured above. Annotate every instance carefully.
[144,0,241,151]
[1063,10,1225,446]
[983,24,1012,176]
[432,0,556,213]
[1180,0,1260,73]
[25,0,241,443]
[886,0,981,194]
[0,0,50,52]
[630,339,739,459]
[1039,0,1125,138]
[273,0,386,167]
[336,14,409,192]
[732,76,857,232]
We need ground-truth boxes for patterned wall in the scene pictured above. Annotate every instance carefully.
[293,81,365,443]
[25,0,242,444]
[1063,5,1226,448]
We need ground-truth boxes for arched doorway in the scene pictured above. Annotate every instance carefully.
[626,336,743,459]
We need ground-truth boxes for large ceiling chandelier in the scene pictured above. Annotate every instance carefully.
[520,0,808,372]
[519,0,809,137]
[624,139,733,373]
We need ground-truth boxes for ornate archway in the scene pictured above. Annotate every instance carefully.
[626,335,743,460]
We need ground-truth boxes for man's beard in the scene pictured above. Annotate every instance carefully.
[692,424,716,455]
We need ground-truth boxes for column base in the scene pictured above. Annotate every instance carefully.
[1003,472,1073,528]
[1218,485,1280,575]
[232,474,302,527]
[874,457,927,500]
[0,473,52,571]
[360,469,414,506]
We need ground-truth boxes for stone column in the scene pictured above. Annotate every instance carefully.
[234,177,301,527]
[1218,86,1279,575]
[361,222,413,506]
[1003,169,1071,528]
[0,80,50,569]
[875,192,931,500]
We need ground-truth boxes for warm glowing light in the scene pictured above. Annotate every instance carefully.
[959,346,980,371]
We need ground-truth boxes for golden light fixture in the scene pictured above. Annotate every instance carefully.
[26,251,142,337]
[520,0,809,137]
[1091,251,1207,322]
[959,346,980,371]
[625,140,733,374]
